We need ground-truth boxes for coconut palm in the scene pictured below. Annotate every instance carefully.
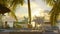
[28,0,31,24]
[9,0,24,21]
[44,0,60,26]
[27,0,32,28]
[0,0,24,21]
[0,0,24,28]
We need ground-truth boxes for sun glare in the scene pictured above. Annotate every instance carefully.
[32,11,40,17]
[32,9,44,17]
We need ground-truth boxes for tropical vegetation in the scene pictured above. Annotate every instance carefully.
[45,0,60,26]
[0,0,24,28]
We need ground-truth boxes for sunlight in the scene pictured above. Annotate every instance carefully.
[40,12,44,17]
[32,9,44,17]
[32,10,40,17]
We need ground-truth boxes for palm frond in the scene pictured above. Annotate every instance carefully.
[9,0,24,22]
[9,11,18,22]
[0,4,10,14]
[0,0,24,21]
[10,0,24,8]
[44,0,60,26]
[50,11,59,26]
[44,0,55,6]
[49,0,60,26]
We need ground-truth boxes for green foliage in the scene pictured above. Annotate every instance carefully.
[0,0,24,21]
[44,0,55,6]
[0,4,10,14]
[45,0,60,26]
[11,0,24,6]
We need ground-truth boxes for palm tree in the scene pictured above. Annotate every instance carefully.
[28,0,31,24]
[0,0,24,28]
[44,0,60,26]
[0,0,24,21]
[9,0,24,21]
[27,0,32,28]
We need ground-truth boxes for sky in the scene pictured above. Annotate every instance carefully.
[15,0,52,18]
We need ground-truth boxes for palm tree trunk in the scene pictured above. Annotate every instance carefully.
[28,0,31,24]
[27,0,32,28]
